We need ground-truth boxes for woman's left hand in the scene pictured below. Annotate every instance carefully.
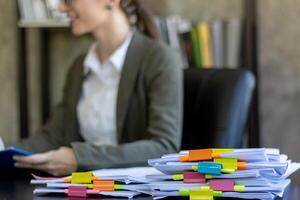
[13,147,77,176]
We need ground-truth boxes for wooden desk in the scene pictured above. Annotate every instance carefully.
[1,172,300,200]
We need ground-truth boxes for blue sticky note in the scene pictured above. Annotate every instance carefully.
[198,162,222,175]
[0,147,32,169]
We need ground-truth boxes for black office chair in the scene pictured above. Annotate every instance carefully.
[181,68,255,150]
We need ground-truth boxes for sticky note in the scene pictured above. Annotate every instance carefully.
[190,189,214,200]
[205,174,213,179]
[200,186,211,190]
[68,186,87,197]
[184,172,206,183]
[179,155,189,162]
[238,162,247,170]
[192,165,198,171]
[212,149,234,158]
[172,174,184,181]
[212,149,234,154]
[213,191,223,197]
[198,162,222,175]
[93,180,115,191]
[179,189,190,196]
[114,184,124,190]
[189,149,213,161]
[63,177,72,183]
[72,172,93,184]
[234,185,246,192]
[214,158,238,170]
[84,183,93,189]
[221,168,235,174]
[210,179,235,192]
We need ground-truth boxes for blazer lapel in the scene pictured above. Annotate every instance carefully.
[71,55,86,108]
[116,31,149,141]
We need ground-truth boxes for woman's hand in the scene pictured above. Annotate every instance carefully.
[13,147,77,176]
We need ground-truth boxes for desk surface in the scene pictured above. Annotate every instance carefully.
[1,172,300,200]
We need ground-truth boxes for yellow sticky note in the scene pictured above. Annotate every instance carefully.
[72,172,93,184]
[214,158,238,170]
[212,149,234,154]
[190,189,214,200]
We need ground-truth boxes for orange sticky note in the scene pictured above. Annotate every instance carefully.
[64,177,72,183]
[189,149,213,161]
[179,155,189,162]
[93,180,115,191]
[238,162,247,170]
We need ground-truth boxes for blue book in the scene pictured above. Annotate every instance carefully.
[0,147,32,169]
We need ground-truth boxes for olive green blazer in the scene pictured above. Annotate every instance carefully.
[9,31,183,171]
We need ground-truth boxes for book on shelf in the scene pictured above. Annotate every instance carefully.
[211,20,225,68]
[18,0,69,24]
[154,16,244,69]
[225,18,244,68]
[198,22,213,68]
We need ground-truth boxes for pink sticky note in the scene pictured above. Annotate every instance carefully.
[183,171,206,183]
[210,179,234,191]
[68,186,87,197]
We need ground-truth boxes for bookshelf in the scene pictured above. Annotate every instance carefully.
[16,0,260,147]
[18,19,68,28]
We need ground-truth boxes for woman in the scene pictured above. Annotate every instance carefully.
[3,0,182,176]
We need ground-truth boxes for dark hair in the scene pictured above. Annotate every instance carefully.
[120,0,160,39]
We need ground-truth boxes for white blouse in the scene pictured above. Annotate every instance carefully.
[77,32,133,146]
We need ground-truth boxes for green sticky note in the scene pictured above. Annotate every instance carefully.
[213,191,223,197]
[72,172,93,184]
[205,174,213,179]
[234,185,246,192]
[192,165,198,171]
[84,183,93,188]
[200,186,211,190]
[179,189,190,196]
[114,184,123,190]
[172,174,184,180]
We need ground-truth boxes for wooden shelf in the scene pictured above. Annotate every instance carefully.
[18,19,69,28]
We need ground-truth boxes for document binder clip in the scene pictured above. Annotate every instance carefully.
[72,172,93,184]
[198,162,222,175]
[183,172,206,183]
[68,186,87,197]
[93,180,115,191]
[210,179,235,192]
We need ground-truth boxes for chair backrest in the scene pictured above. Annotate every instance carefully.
[181,68,255,150]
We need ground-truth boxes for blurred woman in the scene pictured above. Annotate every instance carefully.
[3,0,182,176]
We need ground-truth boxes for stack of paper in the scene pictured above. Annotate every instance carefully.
[32,167,163,198]
[31,148,300,199]
[147,148,300,199]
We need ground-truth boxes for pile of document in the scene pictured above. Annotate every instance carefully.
[31,148,300,199]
